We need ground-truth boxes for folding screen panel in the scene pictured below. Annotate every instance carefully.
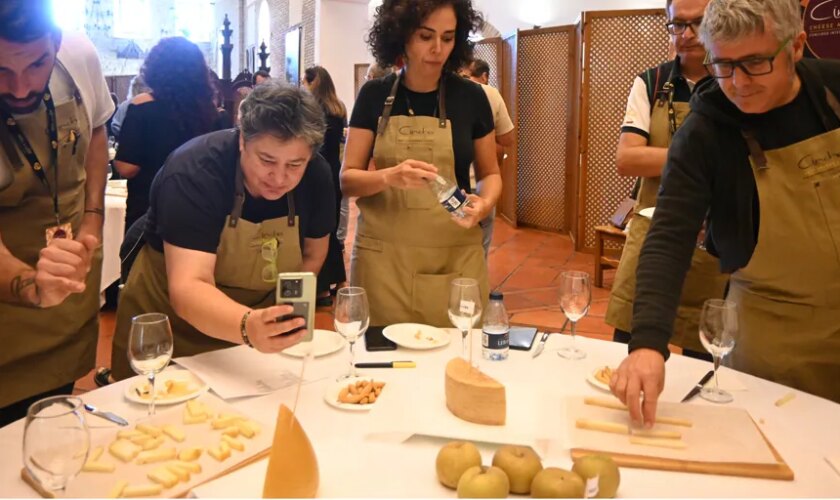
[577,9,668,250]
[473,38,502,89]
[499,33,518,225]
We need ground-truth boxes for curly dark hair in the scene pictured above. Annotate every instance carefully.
[367,0,484,73]
[140,37,217,138]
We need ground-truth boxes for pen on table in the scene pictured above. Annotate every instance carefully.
[354,361,416,368]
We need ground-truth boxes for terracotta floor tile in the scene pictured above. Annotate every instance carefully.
[501,266,560,291]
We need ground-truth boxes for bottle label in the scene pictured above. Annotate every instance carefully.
[441,189,467,213]
[482,329,509,350]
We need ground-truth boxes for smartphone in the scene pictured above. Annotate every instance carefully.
[509,326,538,351]
[365,326,397,351]
[275,272,316,342]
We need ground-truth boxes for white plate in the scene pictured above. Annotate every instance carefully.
[124,369,209,405]
[280,329,345,358]
[382,323,450,350]
[638,207,656,219]
[586,367,613,392]
[324,376,385,412]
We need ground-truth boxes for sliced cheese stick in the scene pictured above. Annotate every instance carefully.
[183,412,208,425]
[136,424,163,437]
[162,425,185,442]
[185,399,206,417]
[630,428,682,439]
[208,444,231,462]
[168,460,202,473]
[222,434,244,451]
[583,397,693,427]
[136,447,177,465]
[221,426,239,438]
[89,446,104,462]
[576,418,628,435]
[165,463,191,482]
[109,439,141,463]
[122,483,164,497]
[116,429,144,440]
[629,436,688,449]
[140,437,164,451]
[107,480,128,498]
[148,467,180,488]
[82,461,116,473]
[178,447,203,462]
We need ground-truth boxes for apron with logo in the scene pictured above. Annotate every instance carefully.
[728,88,840,402]
[0,63,101,407]
[111,157,302,380]
[350,72,488,327]
[606,65,729,352]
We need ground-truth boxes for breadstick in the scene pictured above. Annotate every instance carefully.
[631,428,682,439]
[583,397,693,427]
[629,436,687,449]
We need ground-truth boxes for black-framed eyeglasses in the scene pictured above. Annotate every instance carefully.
[665,18,703,35]
[703,36,792,78]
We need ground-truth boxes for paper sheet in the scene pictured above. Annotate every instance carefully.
[568,397,778,464]
[174,346,307,400]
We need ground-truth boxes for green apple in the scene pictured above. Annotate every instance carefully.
[436,441,483,489]
[457,465,510,498]
[491,445,543,494]
[572,454,620,498]
[530,467,585,498]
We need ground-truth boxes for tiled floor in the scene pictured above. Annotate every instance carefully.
[76,201,617,393]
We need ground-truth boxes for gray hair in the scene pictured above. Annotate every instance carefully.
[366,62,393,81]
[239,81,326,150]
[128,74,149,100]
[699,0,802,46]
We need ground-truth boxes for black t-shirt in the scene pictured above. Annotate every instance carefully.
[350,72,495,191]
[115,100,228,228]
[144,129,336,253]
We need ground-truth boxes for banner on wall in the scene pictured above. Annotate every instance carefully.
[801,0,840,59]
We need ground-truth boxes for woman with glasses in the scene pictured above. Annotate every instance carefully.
[606,0,728,361]
[341,0,501,327]
[109,82,335,380]
[611,0,840,425]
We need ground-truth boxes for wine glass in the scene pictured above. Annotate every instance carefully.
[128,313,174,416]
[698,299,738,403]
[334,287,370,379]
[23,395,90,496]
[557,271,591,360]
[448,278,483,363]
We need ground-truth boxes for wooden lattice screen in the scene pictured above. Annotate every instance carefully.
[577,9,669,250]
[515,26,578,232]
[473,38,502,89]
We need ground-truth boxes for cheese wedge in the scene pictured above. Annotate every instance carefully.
[108,439,141,463]
[178,447,203,462]
[107,480,128,498]
[122,484,164,497]
[136,447,177,465]
[444,357,506,425]
[162,425,185,442]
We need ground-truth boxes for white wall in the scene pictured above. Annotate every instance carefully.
[318,0,371,116]
[474,0,664,36]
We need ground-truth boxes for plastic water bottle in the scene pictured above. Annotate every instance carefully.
[482,291,509,361]
[428,175,468,218]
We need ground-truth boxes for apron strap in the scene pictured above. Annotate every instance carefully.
[740,129,768,169]
[438,73,447,128]
[287,190,296,227]
[376,72,402,136]
[230,157,246,228]
[825,86,840,123]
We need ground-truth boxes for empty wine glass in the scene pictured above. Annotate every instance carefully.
[698,298,738,403]
[128,313,174,416]
[334,287,370,379]
[448,278,483,363]
[557,271,591,360]
[23,395,89,496]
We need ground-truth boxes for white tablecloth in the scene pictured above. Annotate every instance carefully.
[101,193,126,295]
[2,334,839,497]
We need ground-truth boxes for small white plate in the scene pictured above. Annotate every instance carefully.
[586,367,613,392]
[324,376,385,412]
[124,369,208,405]
[280,329,345,358]
[638,207,656,219]
[382,323,450,350]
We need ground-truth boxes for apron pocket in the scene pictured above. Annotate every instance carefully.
[815,176,840,264]
[398,144,437,210]
[355,234,383,253]
[411,271,461,327]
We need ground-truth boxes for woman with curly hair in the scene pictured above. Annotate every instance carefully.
[303,65,347,304]
[341,0,501,327]
[114,36,222,231]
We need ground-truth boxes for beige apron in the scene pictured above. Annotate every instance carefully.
[606,73,728,352]
[111,160,303,380]
[350,72,488,327]
[0,64,101,407]
[728,93,840,403]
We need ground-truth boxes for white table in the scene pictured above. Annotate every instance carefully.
[2,334,839,497]
[100,192,126,297]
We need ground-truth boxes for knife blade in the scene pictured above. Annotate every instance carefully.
[680,370,715,403]
[83,404,129,426]
[531,319,569,358]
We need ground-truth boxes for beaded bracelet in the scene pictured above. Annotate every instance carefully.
[240,310,254,348]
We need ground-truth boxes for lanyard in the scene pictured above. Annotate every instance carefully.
[1,89,61,225]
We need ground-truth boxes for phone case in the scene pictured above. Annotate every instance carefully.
[275,272,316,342]
[365,326,397,351]
[509,326,538,351]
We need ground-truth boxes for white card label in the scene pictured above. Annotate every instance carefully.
[459,300,475,316]
[585,476,600,499]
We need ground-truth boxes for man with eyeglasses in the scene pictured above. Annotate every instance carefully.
[611,0,840,426]
[607,0,728,362]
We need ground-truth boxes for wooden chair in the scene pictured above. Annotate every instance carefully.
[593,225,627,288]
